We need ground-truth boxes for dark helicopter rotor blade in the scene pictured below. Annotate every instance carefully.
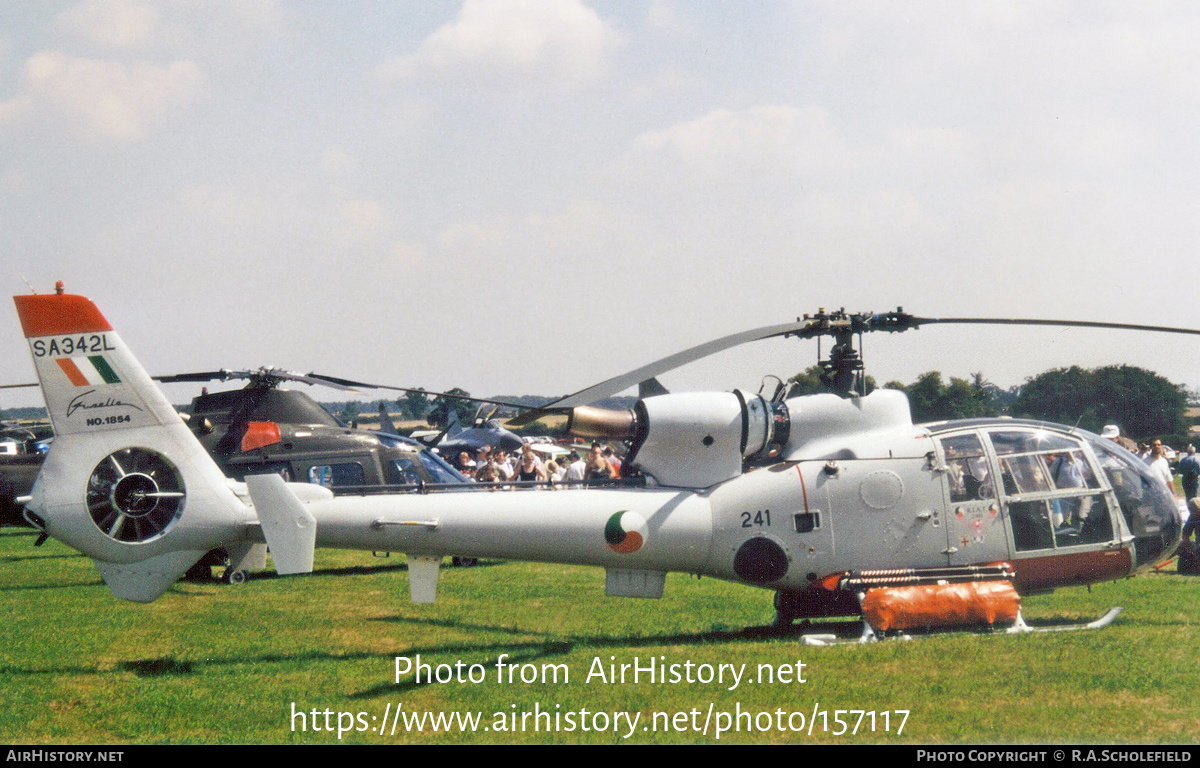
[152,370,237,384]
[272,370,359,392]
[152,368,361,392]
[301,373,530,412]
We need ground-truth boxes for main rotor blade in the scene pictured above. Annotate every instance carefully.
[910,316,1200,337]
[507,312,1200,427]
[273,370,360,392]
[153,368,361,392]
[302,374,531,412]
[152,370,236,384]
[506,320,810,426]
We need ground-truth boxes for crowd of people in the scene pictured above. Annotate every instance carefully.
[451,441,623,486]
[1100,424,1180,495]
[1103,424,1200,551]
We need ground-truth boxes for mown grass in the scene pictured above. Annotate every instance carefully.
[1,527,1197,744]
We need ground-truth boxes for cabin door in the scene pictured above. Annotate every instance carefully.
[936,432,1011,567]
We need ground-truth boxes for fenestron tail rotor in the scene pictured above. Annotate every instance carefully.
[86,448,185,544]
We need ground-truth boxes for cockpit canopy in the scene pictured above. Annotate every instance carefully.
[931,419,1181,569]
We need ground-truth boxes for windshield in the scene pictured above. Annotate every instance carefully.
[1087,432,1181,567]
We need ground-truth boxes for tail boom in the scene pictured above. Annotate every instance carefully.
[302,487,714,574]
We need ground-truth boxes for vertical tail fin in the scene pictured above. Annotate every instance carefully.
[15,287,250,602]
[15,290,179,436]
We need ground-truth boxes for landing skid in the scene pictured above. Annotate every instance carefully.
[745,607,1123,645]
[1005,606,1123,634]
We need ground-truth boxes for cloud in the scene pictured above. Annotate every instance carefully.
[377,0,621,93]
[21,50,205,140]
[434,200,630,262]
[58,0,161,48]
[0,95,33,127]
[632,105,852,177]
[335,199,391,244]
[319,149,358,179]
[645,1,697,36]
[56,0,284,55]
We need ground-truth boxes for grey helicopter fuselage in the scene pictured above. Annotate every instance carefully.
[293,388,1180,610]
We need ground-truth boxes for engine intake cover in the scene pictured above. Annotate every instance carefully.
[633,392,745,487]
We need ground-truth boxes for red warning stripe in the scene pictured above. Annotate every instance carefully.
[795,464,809,513]
[13,293,112,337]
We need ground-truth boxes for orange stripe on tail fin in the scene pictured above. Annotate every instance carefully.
[55,358,91,386]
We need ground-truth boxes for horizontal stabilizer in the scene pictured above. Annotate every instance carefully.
[246,474,316,575]
[94,550,207,603]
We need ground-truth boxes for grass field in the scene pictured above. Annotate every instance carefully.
[1,526,1198,745]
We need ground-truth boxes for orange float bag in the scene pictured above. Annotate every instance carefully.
[859,580,1020,631]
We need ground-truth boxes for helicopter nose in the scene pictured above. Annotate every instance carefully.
[1086,432,1182,572]
[1129,476,1183,571]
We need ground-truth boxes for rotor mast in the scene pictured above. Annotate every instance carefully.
[794,308,919,397]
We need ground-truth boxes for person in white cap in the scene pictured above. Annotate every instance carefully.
[1100,424,1138,452]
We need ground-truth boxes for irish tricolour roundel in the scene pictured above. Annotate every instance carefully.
[604,511,648,554]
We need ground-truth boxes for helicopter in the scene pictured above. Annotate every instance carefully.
[155,367,469,489]
[12,290,1187,640]
[0,422,47,526]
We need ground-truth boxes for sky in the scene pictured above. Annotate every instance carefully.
[2,1,1200,410]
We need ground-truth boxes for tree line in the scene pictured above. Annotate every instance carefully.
[789,364,1191,445]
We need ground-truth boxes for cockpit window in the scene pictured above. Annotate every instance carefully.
[1048,451,1100,490]
[940,433,990,503]
[393,458,422,485]
[987,429,1115,551]
[1088,433,1180,565]
[1000,454,1052,495]
[308,462,366,488]
[990,430,1077,455]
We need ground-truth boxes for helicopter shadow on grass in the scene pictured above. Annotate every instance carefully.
[0,604,1154,684]
[0,649,387,680]
[0,577,104,593]
[349,613,818,698]
[182,558,507,585]
[0,552,84,564]
[0,640,540,681]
